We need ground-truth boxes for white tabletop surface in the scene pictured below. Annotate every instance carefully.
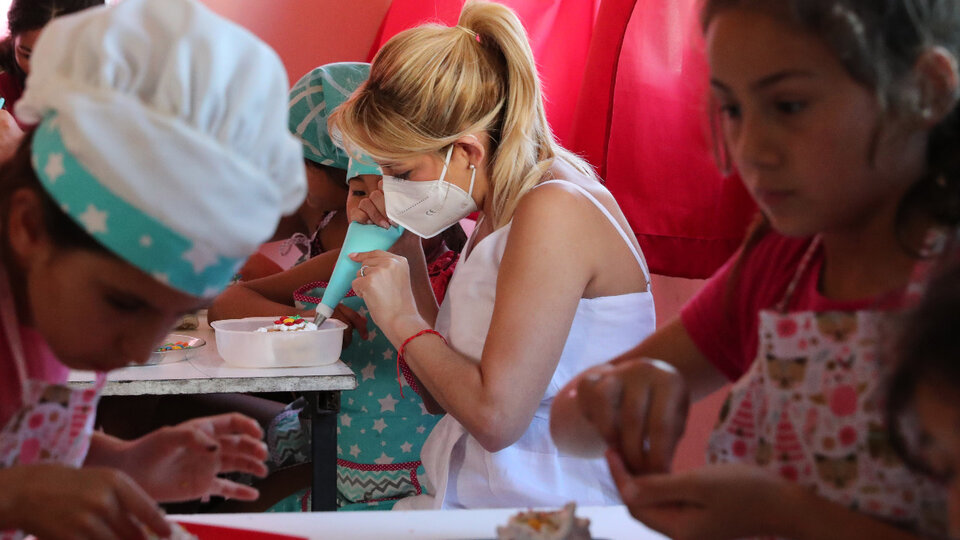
[173,505,667,540]
[68,317,357,396]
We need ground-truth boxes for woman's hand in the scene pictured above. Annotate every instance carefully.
[118,413,268,502]
[349,250,427,345]
[576,358,689,474]
[608,452,794,540]
[0,464,171,540]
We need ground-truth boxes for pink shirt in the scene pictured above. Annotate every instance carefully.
[681,232,878,380]
[0,318,68,428]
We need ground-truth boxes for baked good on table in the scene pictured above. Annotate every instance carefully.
[496,503,593,540]
[175,312,200,330]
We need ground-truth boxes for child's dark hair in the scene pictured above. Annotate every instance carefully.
[886,257,960,477]
[306,159,348,189]
[0,131,107,257]
[0,0,104,85]
[706,1,960,301]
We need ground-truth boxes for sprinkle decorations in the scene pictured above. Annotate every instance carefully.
[155,341,191,352]
[276,315,304,326]
[257,315,319,333]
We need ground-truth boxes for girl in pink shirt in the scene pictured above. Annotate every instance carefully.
[553,0,960,538]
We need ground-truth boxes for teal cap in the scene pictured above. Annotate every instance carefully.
[288,62,370,171]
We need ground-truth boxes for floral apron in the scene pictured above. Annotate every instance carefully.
[707,236,948,537]
[0,264,106,540]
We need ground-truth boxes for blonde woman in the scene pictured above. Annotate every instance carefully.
[331,0,655,510]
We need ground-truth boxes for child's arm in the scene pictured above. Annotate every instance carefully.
[208,249,340,322]
[607,455,923,540]
[550,318,728,473]
[85,413,268,503]
[235,252,284,281]
[0,463,171,539]
[0,109,23,164]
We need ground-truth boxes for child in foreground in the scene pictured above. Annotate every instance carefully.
[552,0,960,538]
[0,0,306,537]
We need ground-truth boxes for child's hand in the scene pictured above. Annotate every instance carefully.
[330,302,369,347]
[350,179,391,229]
[0,109,22,163]
[0,463,171,540]
[607,451,793,540]
[576,359,689,474]
[120,413,268,503]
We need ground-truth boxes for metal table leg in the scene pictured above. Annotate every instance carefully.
[303,390,339,511]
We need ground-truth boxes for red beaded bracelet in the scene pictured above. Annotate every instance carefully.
[396,329,446,398]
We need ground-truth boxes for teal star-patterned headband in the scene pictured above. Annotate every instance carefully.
[347,156,381,180]
[31,115,245,298]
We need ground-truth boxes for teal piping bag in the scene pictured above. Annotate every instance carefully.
[312,222,404,326]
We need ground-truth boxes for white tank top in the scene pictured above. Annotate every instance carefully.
[393,180,657,510]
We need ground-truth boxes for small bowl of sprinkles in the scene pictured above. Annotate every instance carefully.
[143,333,206,365]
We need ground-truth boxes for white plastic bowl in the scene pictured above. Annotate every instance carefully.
[210,317,346,368]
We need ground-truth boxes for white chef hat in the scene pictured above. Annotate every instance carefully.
[17,0,306,297]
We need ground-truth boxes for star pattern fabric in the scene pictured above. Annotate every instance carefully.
[32,121,247,297]
[292,285,442,510]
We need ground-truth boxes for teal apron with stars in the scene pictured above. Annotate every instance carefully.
[273,283,441,511]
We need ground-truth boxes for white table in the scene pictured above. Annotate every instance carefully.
[174,505,667,539]
[69,321,358,511]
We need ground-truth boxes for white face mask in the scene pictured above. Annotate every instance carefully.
[382,145,478,239]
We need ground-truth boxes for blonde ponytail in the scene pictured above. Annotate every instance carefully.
[331,0,595,229]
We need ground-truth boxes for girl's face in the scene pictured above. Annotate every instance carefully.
[7,188,204,371]
[25,248,206,372]
[345,174,383,223]
[304,162,348,213]
[14,29,41,75]
[706,9,928,237]
[911,381,960,537]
